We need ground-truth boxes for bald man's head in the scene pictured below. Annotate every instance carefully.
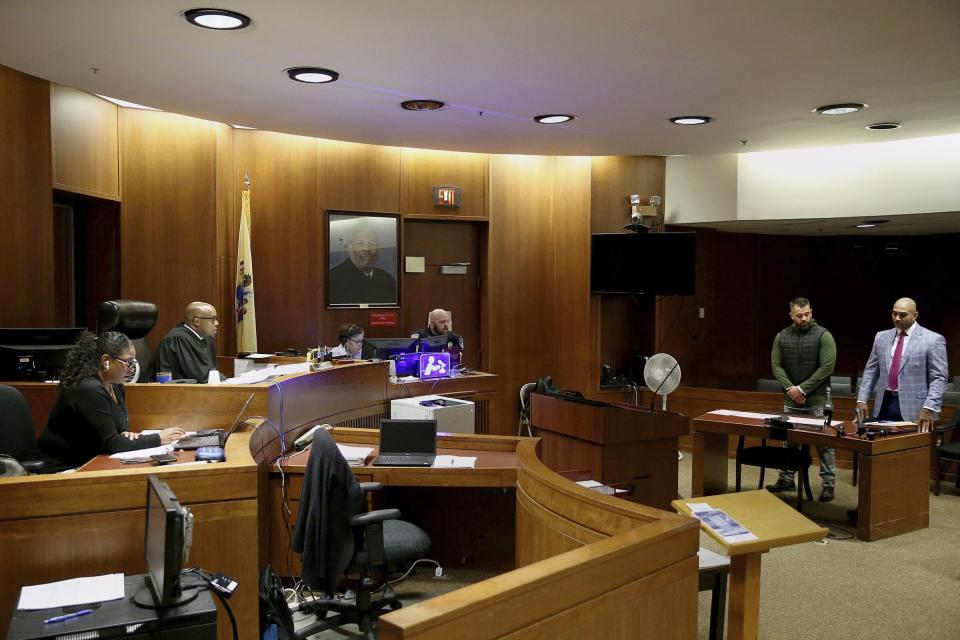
[185,301,219,338]
[892,298,918,333]
[428,309,452,335]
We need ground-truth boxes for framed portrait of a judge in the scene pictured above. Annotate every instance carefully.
[327,212,399,307]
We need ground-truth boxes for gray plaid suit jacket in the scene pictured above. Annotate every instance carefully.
[856,324,948,421]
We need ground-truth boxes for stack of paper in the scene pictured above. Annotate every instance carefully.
[337,444,373,466]
[18,573,125,610]
[110,444,173,460]
[432,455,477,468]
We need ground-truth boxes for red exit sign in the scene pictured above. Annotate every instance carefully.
[433,186,461,208]
[368,311,397,327]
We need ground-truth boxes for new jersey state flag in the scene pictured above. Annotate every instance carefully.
[235,187,257,352]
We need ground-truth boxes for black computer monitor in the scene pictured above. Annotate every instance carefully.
[417,334,449,352]
[136,475,196,609]
[362,337,418,361]
[0,327,86,381]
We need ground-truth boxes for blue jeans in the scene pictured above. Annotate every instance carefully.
[777,404,836,489]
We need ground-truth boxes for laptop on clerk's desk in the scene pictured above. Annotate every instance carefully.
[372,419,438,467]
[174,393,255,450]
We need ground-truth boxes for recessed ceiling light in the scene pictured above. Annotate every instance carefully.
[866,122,901,130]
[534,114,575,124]
[184,8,251,30]
[95,95,160,110]
[401,99,446,111]
[813,103,867,115]
[285,67,339,84]
[670,116,712,125]
[230,124,256,130]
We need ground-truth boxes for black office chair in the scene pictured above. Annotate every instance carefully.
[97,300,158,381]
[735,436,813,511]
[0,385,69,474]
[934,416,960,496]
[292,430,431,640]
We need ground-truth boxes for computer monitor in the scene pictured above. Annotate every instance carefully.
[417,334,449,352]
[0,327,86,381]
[136,475,195,609]
[362,337,418,361]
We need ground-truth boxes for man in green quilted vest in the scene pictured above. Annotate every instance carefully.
[767,297,838,502]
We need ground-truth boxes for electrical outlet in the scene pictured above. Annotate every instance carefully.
[434,566,444,578]
[698,307,705,319]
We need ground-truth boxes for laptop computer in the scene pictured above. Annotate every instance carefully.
[372,419,438,467]
[174,393,255,450]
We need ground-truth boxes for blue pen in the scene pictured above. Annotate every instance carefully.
[43,609,93,624]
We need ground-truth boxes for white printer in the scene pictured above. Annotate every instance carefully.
[390,394,475,434]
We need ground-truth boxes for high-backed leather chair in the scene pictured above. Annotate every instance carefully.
[292,430,431,640]
[0,385,69,474]
[97,300,158,381]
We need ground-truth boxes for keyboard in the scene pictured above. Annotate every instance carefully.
[175,433,222,450]
[372,454,435,467]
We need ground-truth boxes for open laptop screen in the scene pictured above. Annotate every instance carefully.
[378,419,437,455]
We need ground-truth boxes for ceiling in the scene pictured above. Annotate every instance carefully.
[683,210,960,237]
[1,1,959,157]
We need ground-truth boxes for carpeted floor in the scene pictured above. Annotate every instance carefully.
[296,457,960,639]
[686,454,960,640]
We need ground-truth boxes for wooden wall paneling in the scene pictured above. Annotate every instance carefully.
[50,85,120,201]
[657,228,760,389]
[72,194,122,328]
[487,155,557,434]
[589,156,664,394]
[215,124,237,355]
[550,156,592,393]
[0,65,54,327]
[119,109,219,345]
[236,130,321,352]
[400,148,488,218]
[590,155,665,233]
[322,139,400,214]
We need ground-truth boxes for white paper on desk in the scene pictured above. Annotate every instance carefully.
[688,503,757,543]
[110,444,173,460]
[576,480,605,489]
[432,455,477,468]
[18,573,125,610]
[337,444,373,465]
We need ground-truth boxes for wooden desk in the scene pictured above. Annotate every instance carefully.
[530,393,689,510]
[691,411,931,541]
[269,428,521,573]
[673,490,827,640]
[6,366,499,439]
[0,433,259,640]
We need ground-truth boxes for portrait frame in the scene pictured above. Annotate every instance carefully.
[326,211,400,308]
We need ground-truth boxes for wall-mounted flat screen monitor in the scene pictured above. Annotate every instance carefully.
[590,232,696,295]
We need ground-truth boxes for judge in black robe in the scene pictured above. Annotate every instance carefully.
[144,302,221,383]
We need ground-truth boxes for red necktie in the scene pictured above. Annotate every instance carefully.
[888,331,905,391]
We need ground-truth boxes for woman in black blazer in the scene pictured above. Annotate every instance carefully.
[38,331,185,467]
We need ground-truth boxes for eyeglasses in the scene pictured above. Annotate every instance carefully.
[195,316,219,322]
[112,355,138,366]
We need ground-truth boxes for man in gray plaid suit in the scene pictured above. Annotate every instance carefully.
[856,297,948,433]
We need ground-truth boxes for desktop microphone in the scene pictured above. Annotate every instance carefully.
[822,385,838,435]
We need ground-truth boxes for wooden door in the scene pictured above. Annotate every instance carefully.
[402,221,482,369]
